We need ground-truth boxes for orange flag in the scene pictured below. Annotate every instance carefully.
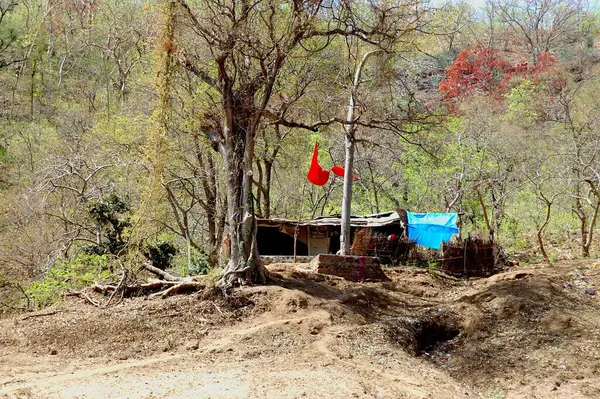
[307,142,330,186]
[331,165,359,180]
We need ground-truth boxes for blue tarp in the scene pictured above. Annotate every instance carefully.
[406,212,459,250]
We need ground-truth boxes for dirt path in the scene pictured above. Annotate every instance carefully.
[1,312,472,399]
[1,302,475,399]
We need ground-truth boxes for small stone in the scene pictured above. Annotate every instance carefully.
[309,324,323,335]
[185,340,200,351]
[585,288,596,296]
[50,349,58,355]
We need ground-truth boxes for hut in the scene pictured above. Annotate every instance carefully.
[256,210,405,258]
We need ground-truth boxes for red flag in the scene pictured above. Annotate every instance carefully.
[331,165,359,180]
[307,142,330,186]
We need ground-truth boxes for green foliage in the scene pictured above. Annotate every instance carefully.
[1,0,599,296]
[485,388,506,399]
[504,79,538,126]
[202,266,223,288]
[172,247,211,276]
[25,254,111,309]
[143,241,177,270]
[85,194,132,255]
[427,260,438,272]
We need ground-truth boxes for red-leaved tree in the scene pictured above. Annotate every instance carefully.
[439,45,557,103]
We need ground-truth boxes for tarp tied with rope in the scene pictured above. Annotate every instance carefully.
[406,212,459,250]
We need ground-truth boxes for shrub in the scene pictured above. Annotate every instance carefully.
[26,254,111,309]
[172,247,211,276]
[143,241,177,270]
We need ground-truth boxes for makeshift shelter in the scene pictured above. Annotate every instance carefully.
[258,209,501,277]
[256,211,405,257]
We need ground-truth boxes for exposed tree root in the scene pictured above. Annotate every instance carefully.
[83,276,205,305]
[92,281,179,295]
[19,310,61,320]
[67,291,103,308]
[148,282,204,299]
[142,262,182,282]
[70,260,214,307]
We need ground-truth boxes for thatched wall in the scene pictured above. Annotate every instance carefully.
[440,237,496,277]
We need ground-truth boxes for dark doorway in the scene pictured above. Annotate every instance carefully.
[257,226,308,256]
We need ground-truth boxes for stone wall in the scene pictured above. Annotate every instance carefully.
[261,256,314,265]
[309,254,389,282]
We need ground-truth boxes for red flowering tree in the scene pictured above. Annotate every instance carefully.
[439,46,513,99]
[439,45,557,103]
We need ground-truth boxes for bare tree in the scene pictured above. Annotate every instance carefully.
[523,166,565,264]
[340,49,385,254]
[161,134,227,267]
[494,0,586,64]
[556,86,600,257]
[254,124,290,219]
[0,0,19,69]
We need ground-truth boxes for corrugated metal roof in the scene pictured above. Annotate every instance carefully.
[257,211,400,228]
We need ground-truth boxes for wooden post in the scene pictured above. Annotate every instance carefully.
[463,235,469,277]
[293,224,298,263]
[475,183,494,241]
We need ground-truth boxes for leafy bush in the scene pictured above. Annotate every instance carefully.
[84,194,132,255]
[26,254,111,309]
[202,267,223,288]
[427,260,438,272]
[143,241,178,270]
[172,247,211,276]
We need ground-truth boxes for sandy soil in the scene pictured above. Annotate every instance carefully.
[1,260,600,399]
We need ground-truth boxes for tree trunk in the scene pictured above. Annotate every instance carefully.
[582,198,600,257]
[264,159,273,219]
[475,183,494,242]
[195,147,223,266]
[538,200,552,264]
[254,158,273,219]
[340,49,384,255]
[340,133,355,254]
[219,121,268,291]
[255,159,264,217]
[367,160,380,213]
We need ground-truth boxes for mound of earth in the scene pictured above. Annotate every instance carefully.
[1,259,600,398]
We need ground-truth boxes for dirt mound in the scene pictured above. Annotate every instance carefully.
[0,290,257,359]
[441,270,600,395]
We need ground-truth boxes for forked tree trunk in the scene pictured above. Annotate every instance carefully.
[218,121,268,291]
[574,193,600,258]
[582,198,600,257]
[340,134,355,254]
